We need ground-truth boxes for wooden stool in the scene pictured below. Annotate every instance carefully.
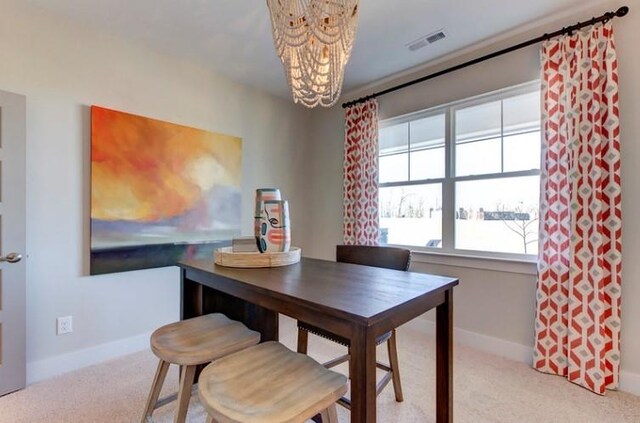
[141,313,260,423]
[198,342,348,423]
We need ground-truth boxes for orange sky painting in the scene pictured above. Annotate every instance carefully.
[91,106,242,224]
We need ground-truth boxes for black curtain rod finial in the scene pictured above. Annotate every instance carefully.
[616,6,630,16]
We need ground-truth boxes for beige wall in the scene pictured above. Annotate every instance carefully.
[304,0,640,388]
[0,1,310,378]
[412,262,537,348]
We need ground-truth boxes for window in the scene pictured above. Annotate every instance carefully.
[378,82,541,259]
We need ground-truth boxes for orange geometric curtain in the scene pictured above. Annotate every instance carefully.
[343,99,380,246]
[534,22,622,395]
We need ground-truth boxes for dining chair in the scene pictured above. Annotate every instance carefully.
[297,244,411,408]
[198,341,347,423]
[141,313,260,423]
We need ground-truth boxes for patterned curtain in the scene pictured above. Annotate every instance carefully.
[343,99,380,246]
[534,22,622,395]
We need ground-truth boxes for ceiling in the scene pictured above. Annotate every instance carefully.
[25,0,604,100]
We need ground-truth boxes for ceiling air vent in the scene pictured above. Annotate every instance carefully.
[406,29,447,52]
[426,31,446,44]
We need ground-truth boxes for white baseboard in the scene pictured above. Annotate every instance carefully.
[409,317,640,396]
[620,370,640,397]
[409,317,534,364]
[26,331,152,384]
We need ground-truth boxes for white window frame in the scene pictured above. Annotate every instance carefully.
[379,80,541,266]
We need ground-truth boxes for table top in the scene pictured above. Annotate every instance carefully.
[179,257,458,326]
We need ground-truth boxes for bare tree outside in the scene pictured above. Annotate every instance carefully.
[500,202,538,254]
[381,188,432,219]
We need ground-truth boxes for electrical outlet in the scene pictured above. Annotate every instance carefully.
[57,316,73,335]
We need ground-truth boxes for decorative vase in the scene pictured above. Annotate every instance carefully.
[256,200,291,253]
[255,188,282,250]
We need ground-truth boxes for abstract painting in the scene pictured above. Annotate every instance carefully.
[90,106,242,275]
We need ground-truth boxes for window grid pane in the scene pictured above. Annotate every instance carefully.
[379,153,409,183]
[455,138,502,176]
[379,184,442,248]
[503,132,541,172]
[380,123,408,155]
[455,101,501,143]
[455,175,539,254]
[410,147,445,180]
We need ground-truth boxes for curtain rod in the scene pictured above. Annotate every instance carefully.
[342,6,630,109]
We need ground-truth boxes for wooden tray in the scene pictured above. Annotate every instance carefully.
[214,246,301,268]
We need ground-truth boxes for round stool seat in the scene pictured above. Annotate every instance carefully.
[198,341,348,423]
[150,313,260,366]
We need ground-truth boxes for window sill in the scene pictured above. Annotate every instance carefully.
[409,250,538,275]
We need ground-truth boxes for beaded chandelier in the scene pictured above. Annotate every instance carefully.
[266,0,359,108]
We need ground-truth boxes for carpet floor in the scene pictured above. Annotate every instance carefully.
[1,316,638,423]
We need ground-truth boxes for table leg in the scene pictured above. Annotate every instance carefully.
[349,326,377,423]
[180,270,279,340]
[243,303,278,341]
[436,288,453,423]
[181,271,203,320]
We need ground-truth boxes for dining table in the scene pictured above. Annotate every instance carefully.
[178,256,459,423]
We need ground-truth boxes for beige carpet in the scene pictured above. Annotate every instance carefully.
[1,316,639,423]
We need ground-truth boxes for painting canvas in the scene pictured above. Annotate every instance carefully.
[90,106,242,275]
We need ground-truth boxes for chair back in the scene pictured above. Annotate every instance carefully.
[336,245,411,271]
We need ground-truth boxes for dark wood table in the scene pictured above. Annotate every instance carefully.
[178,257,458,423]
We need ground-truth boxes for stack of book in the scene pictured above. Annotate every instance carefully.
[232,236,259,253]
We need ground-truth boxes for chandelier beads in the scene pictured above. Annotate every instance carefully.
[266,0,359,108]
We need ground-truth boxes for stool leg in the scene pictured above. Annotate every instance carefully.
[297,327,309,354]
[387,329,404,402]
[204,415,214,423]
[141,359,170,422]
[320,404,339,423]
[174,365,196,423]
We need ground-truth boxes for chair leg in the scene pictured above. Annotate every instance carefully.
[387,329,404,402]
[297,327,309,354]
[174,365,197,423]
[320,404,339,423]
[141,359,170,422]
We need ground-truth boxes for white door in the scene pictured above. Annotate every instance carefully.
[0,90,26,396]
